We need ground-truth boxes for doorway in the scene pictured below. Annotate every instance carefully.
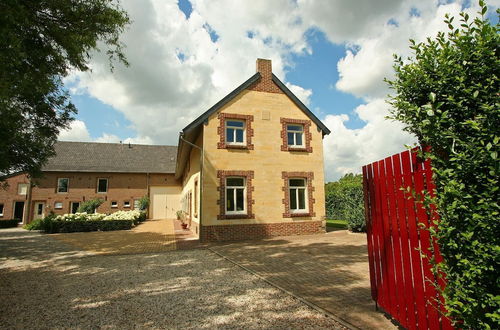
[13,201,25,223]
[70,202,80,214]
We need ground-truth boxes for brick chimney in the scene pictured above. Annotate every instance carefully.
[256,58,272,80]
[250,58,281,94]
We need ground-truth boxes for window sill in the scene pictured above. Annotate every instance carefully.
[286,147,308,152]
[225,144,249,150]
[220,213,254,220]
[289,212,311,217]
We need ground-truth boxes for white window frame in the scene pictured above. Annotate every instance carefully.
[124,201,130,208]
[54,202,63,209]
[18,183,28,195]
[225,176,247,215]
[289,178,308,213]
[97,178,108,193]
[57,178,69,193]
[111,201,118,208]
[0,204,4,217]
[287,124,305,148]
[225,119,246,146]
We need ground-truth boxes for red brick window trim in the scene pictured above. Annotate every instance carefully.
[280,118,312,153]
[217,170,255,220]
[217,113,254,150]
[282,171,315,218]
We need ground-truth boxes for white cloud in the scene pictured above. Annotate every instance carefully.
[58,120,91,142]
[66,0,498,180]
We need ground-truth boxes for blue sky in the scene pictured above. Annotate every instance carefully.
[61,0,497,180]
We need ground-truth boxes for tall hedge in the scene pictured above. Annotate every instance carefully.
[325,174,365,232]
[386,2,499,328]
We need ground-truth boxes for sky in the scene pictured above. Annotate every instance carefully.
[59,0,499,181]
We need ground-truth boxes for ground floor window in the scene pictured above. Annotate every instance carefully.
[111,201,118,208]
[0,204,4,217]
[124,201,130,208]
[289,178,307,212]
[70,202,80,214]
[225,177,246,214]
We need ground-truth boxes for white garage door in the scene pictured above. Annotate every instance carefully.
[149,186,181,219]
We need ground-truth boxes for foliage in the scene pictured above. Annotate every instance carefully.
[0,219,19,228]
[325,174,366,232]
[23,214,58,232]
[386,2,499,328]
[77,199,104,214]
[0,0,130,179]
[137,196,150,211]
[176,210,185,221]
[325,219,348,230]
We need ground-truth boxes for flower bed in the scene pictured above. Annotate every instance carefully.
[25,210,146,233]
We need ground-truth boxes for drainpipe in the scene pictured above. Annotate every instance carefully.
[26,177,33,225]
[179,133,204,241]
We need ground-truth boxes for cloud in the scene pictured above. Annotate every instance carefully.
[66,0,498,180]
[58,120,91,142]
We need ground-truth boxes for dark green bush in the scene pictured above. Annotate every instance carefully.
[386,3,499,327]
[77,198,104,213]
[51,220,133,233]
[325,174,365,232]
[137,196,149,211]
[24,214,57,232]
[0,219,19,228]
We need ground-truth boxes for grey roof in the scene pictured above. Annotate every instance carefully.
[43,141,177,174]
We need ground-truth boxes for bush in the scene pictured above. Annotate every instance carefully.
[52,219,133,233]
[137,196,149,211]
[0,219,19,228]
[386,3,499,327]
[77,198,104,213]
[325,174,365,232]
[24,214,58,232]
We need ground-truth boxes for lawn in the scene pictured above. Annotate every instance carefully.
[326,219,347,230]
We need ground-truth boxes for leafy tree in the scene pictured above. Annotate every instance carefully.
[325,173,365,232]
[77,198,104,214]
[0,0,130,180]
[386,2,499,328]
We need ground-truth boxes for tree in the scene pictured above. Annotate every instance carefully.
[325,173,365,232]
[0,0,130,180]
[386,2,499,328]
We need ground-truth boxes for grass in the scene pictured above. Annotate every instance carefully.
[326,219,348,230]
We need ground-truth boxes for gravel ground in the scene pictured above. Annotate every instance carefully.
[0,228,344,329]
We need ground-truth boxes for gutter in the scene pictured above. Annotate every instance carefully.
[179,133,204,241]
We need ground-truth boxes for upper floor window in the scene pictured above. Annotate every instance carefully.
[17,183,28,195]
[225,177,246,215]
[217,113,254,150]
[226,120,245,145]
[289,178,307,213]
[97,178,108,193]
[287,124,304,148]
[57,178,69,193]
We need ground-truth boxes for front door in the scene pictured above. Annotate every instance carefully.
[13,201,25,223]
[33,202,45,220]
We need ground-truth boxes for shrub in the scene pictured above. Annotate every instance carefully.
[52,219,133,233]
[77,198,104,213]
[24,214,58,232]
[0,219,19,228]
[386,3,499,327]
[325,174,365,232]
[137,196,150,211]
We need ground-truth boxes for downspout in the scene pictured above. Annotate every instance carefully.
[146,173,150,219]
[179,133,204,241]
[26,177,33,225]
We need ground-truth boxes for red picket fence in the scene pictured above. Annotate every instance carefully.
[362,149,453,330]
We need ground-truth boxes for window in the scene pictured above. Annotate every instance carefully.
[54,202,63,209]
[225,120,245,145]
[287,124,304,148]
[70,202,80,214]
[0,204,4,217]
[134,199,140,210]
[289,178,307,213]
[57,178,69,193]
[97,178,108,193]
[111,201,118,208]
[124,201,130,208]
[36,203,44,216]
[194,179,199,217]
[18,183,28,195]
[225,177,246,214]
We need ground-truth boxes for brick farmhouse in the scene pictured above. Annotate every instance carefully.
[0,59,331,241]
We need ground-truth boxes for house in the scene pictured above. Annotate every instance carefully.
[0,59,331,241]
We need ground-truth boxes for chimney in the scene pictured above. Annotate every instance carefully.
[256,58,272,81]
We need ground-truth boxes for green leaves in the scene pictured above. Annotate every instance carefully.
[385,1,500,328]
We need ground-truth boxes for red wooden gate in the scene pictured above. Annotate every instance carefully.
[362,149,453,330]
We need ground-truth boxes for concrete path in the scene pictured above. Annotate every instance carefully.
[52,219,177,255]
[210,230,397,330]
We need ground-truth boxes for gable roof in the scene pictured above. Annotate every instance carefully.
[175,68,331,178]
[43,141,177,174]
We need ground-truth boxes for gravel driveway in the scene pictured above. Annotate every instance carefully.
[0,228,344,329]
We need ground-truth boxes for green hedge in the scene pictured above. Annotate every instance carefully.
[0,219,19,228]
[51,219,133,233]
